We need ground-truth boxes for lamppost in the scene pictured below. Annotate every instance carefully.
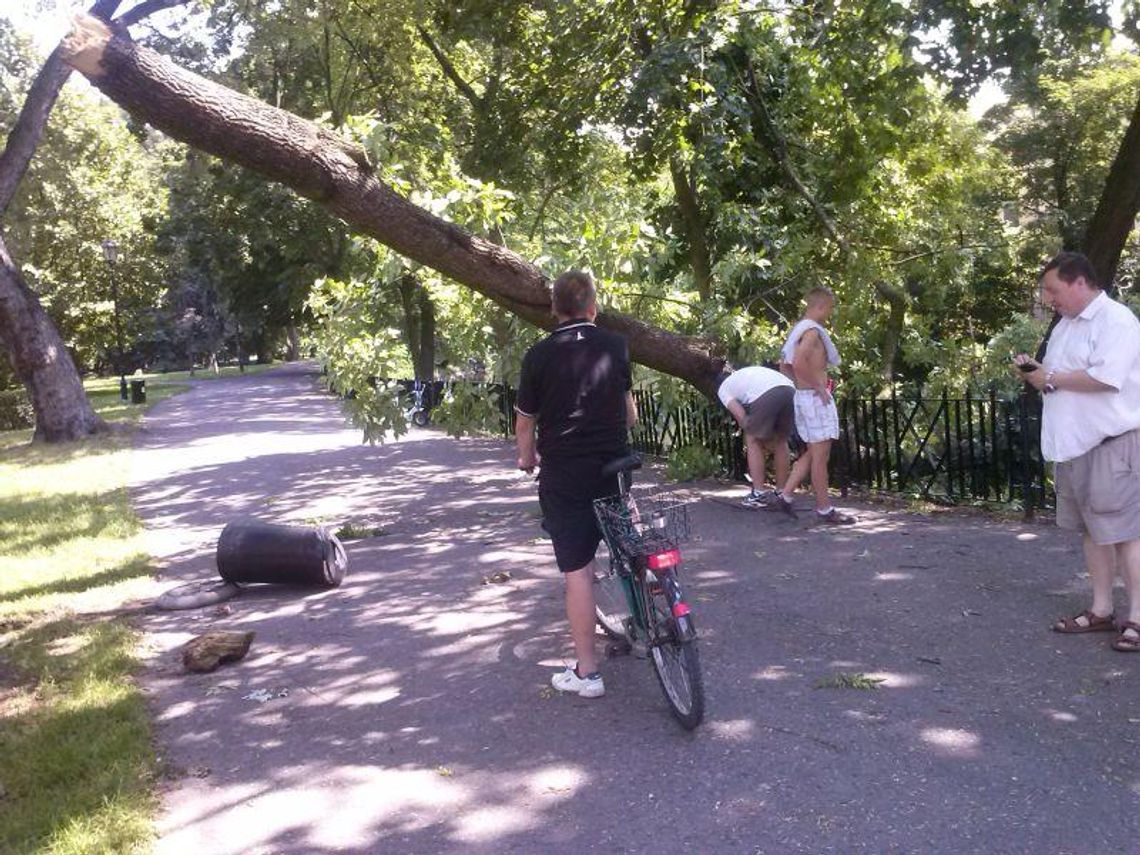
[101,239,127,401]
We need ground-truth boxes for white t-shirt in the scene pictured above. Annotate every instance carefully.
[717,366,793,408]
[1042,291,1140,462]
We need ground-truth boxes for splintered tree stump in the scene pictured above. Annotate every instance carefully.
[182,631,255,673]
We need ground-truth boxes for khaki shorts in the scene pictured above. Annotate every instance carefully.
[1055,428,1140,545]
[743,386,794,441]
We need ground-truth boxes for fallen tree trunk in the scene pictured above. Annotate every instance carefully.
[59,15,726,397]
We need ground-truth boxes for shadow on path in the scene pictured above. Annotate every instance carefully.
[130,363,1140,854]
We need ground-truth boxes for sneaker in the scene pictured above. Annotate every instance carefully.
[816,507,856,525]
[741,489,774,508]
[767,493,797,518]
[551,666,605,698]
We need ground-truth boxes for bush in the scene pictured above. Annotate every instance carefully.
[0,388,33,431]
[665,443,722,481]
[431,380,505,438]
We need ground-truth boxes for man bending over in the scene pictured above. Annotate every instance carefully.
[716,365,795,507]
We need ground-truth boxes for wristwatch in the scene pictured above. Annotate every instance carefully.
[1043,370,1057,395]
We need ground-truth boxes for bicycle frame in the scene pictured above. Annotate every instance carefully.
[592,454,705,729]
[603,471,696,645]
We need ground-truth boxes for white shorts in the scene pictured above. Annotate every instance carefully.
[794,390,839,443]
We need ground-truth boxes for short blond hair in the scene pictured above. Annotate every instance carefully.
[805,286,835,308]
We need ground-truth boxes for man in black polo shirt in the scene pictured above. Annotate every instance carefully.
[515,270,637,699]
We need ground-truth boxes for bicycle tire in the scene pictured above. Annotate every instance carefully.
[411,410,430,427]
[646,586,705,729]
[594,563,631,641]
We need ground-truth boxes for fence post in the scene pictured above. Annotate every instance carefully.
[1018,393,1036,522]
[890,385,901,492]
[836,397,850,497]
[989,387,1000,501]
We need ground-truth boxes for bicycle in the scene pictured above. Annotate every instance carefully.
[592,452,705,729]
[407,379,430,427]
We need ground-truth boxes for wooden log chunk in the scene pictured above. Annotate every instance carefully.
[182,630,255,673]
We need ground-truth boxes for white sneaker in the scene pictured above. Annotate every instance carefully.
[551,666,605,698]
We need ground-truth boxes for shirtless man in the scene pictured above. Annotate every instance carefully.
[771,286,855,524]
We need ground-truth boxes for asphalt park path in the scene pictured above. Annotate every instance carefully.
[128,362,1140,854]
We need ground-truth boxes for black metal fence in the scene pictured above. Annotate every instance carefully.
[493,383,1052,511]
[835,389,1050,511]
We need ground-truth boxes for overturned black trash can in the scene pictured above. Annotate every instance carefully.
[217,519,347,587]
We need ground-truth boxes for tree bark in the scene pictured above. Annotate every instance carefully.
[59,16,726,396]
[396,274,438,381]
[0,1,127,441]
[874,281,907,383]
[285,324,300,361]
[1082,90,1140,289]
[417,285,435,381]
[0,2,124,215]
[0,235,105,441]
[670,159,713,302]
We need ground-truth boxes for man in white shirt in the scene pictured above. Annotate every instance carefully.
[717,365,795,507]
[1014,252,1140,651]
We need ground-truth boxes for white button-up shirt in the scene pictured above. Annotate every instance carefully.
[1041,291,1140,462]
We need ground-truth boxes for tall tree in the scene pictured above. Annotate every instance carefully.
[1082,89,1140,287]
[0,2,123,440]
[0,0,188,441]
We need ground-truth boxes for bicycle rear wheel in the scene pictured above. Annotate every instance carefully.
[594,561,632,640]
[646,583,705,729]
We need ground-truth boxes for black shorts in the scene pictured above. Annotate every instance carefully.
[538,456,622,572]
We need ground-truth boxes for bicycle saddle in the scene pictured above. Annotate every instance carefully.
[601,452,642,477]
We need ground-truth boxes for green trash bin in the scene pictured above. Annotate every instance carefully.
[130,379,146,404]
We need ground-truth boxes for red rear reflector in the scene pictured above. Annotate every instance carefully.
[647,549,680,570]
[672,602,691,617]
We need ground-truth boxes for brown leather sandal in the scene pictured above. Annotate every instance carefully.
[1052,609,1115,634]
[1112,621,1140,652]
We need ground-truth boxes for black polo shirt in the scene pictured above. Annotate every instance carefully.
[516,319,632,460]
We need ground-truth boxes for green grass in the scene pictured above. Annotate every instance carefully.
[815,672,885,690]
[0,619,156,854]
[334,521,389,540]
[0,372,229,853]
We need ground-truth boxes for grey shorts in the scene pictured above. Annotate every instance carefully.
[743,386,795,441]
[1055,427,1140,545]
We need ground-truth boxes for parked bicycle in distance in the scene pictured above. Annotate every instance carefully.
[593,452,705,729]
[407,379,430,427]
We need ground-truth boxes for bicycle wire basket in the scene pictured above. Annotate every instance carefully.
[593,494,691,558]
